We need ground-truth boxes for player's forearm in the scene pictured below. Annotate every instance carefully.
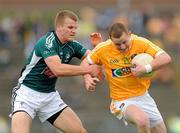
[81,58,92,78]
[151,52,172,71]
[53,64,90,77]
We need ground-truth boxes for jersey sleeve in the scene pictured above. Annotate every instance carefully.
[35,37,58,59]
[73,41,87,59]
[87,46,102,65]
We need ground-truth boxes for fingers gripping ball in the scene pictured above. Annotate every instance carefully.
[132,53,154,77]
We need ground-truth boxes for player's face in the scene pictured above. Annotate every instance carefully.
[57,17,78,43]
[111,32,131,52]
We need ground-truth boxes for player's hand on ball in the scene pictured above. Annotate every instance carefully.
[131,63,147,77]
[131,53,154,78]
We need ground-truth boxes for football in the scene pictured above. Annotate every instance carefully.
[132,53,154,77]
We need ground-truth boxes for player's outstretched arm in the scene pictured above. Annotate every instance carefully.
[44,55,100,77]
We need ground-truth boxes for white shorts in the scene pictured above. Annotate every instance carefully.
[10,84,67,122]
[110,92,163,128]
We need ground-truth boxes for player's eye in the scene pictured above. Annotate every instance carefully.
[122,40,127,44]
[68,26,73,29]
[115,41,126,46]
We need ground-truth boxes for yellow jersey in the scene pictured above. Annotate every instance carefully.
[87,34,164,101]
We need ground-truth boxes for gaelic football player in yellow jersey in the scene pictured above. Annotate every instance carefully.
[82,23,172,133]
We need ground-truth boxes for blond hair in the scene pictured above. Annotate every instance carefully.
[54,10,79,28]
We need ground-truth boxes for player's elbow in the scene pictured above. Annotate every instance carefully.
[165,54,172,65]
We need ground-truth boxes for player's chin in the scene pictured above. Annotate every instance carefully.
[68,36,75,41]
[119,48,127,52]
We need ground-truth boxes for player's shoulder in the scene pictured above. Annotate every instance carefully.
[38,31,58,48]
[132,34,150,44]
[93,39,112,51]
[36,32,53,45]
[45,31,56,44]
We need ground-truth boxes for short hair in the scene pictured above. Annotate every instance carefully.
[54,10,79,28]
[109,23,128,39]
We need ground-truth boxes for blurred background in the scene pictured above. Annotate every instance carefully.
[0,0,180,132]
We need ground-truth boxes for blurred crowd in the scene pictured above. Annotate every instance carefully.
[0,7,179,86]
[0,6,180,133]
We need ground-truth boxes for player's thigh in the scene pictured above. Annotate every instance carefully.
[53,107,87,133]
[125,104,149,125]
[150,121,167,133]
[11,111,32,133]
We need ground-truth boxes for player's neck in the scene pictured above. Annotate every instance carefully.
[55,31,67,44]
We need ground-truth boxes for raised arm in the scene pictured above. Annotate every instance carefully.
[80,32,105,91]
[90,32,103,47]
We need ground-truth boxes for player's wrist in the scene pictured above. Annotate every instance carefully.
[144,64,152,73]
[84,74,91,79]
